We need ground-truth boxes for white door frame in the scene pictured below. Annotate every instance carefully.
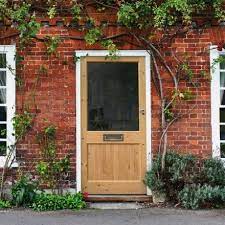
[75,50,152,195]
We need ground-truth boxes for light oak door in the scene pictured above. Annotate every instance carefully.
[81,56,146,194]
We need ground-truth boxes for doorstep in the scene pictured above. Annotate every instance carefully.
[88,202,144,209]
[85,195,152,203]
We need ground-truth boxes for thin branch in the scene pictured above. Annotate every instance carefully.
[140,36,178,90]
[158,101,198,155]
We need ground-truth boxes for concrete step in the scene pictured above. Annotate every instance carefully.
[88,202,144,209]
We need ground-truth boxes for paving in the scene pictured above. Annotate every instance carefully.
[0,207,224,225]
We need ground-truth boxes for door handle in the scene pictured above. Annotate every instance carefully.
[140,109,145,115]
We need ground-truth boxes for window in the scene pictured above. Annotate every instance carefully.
[211,46,225,160]
[0,46,16,166]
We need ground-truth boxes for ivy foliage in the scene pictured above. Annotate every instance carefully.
[0,0,224,45]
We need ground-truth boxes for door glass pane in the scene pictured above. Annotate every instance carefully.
[0,71,6,86]
[88,62,139,131]
[0,54,6,68]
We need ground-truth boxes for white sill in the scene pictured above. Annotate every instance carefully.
[0,158,19,168]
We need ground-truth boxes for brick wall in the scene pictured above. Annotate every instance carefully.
[1,17,223,187]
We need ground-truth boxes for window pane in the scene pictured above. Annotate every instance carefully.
[0,106,6,121]
[0,124,6,139]
[0,141,6,156]
[0,71,6,86]
[88,62,139,131]
[0,54,6,68]
[221,90,225,105]
[0,89,6,104]
[220,108,225,122]
[220,143,225,158]
[220,125,225,140]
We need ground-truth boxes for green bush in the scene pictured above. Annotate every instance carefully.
[200,158,225,186]
[31,192,86,211]
[12,174,38,207]
[0,199,11,209]
[179,184,225,209]
[145,152,225,209]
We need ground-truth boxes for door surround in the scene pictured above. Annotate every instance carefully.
[75,50,151,195]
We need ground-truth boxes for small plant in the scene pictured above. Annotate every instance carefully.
[11,174,38,207]
[31,192,86,211]
[12,111,33,140]
[0,199,11,209]
[36,124,70,194]
[144,156,166,195]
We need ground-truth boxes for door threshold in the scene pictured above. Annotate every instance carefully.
[85,195,152,202]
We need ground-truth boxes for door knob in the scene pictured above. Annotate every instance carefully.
[140,109,145,115]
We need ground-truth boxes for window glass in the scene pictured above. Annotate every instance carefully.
[0,89,6,104]
[0,106,6,121]
[220,143,225,158]
[0,124,6,139]
[0,141,6,156]
[0,71,6,86]
[0,54,6,68]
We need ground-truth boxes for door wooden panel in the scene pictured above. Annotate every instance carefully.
[81,56,146,194]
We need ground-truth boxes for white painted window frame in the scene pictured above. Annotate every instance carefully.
[210,45,225,161]
[75,50,152,194]
[0,45,16,167]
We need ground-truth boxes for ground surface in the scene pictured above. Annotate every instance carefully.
[0,208,224,225]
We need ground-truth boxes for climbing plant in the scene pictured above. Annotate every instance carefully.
[0,0,225,173]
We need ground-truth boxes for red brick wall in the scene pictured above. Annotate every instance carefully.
[1,18,224,186]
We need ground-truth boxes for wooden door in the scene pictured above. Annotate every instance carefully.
[81,56,146,194]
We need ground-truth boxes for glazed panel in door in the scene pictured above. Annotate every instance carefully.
[81,57,146,194]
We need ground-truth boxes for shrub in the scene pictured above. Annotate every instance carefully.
[0,199,11,209]
[12,174,38,207]
[145,152,225,209]
[200,158,225,186]
[31,192,86,211]
[179,184,225,209]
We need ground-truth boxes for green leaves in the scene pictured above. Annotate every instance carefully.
[12,111,33,140]
[31,193,86,211]
[10,3,41,45]
[101,40,119,59]
[45,36,60,55]
[0,199,11,209]
[84,28,102,45]
[71,3,82,22]
[11,174,38,207]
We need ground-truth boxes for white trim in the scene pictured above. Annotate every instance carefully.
[0,45,16,167]
[75,50,152,195]
[210,45,225,160]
